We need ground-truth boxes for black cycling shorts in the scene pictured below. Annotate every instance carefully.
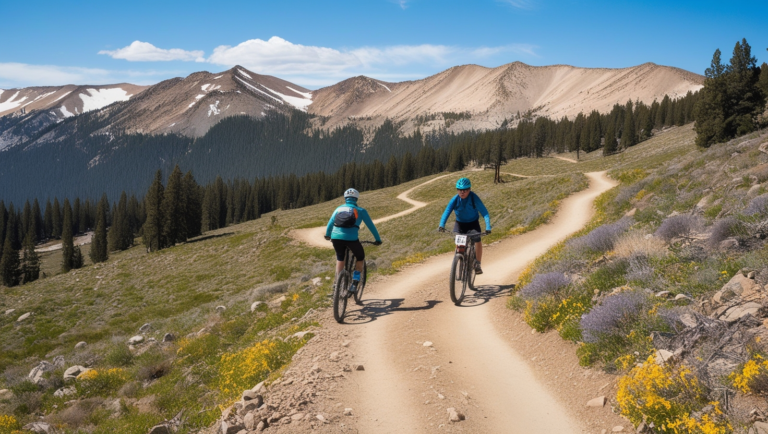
[454,220,482,242]
[331,239,365,262]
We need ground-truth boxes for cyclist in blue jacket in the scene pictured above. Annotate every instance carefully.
[438,177,491,274]
[325,188,382,292]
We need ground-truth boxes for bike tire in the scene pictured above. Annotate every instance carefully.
[354,261,367,305]
[449,254,466,305]
[467,252,477,291]
[333,271,349,323]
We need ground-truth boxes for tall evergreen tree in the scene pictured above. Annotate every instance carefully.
[21,232,40,284]
[90,194,109,263]
[52,198,62,239]
[43,199,53,239]
[61,199,74,272]
[183,172,203,238]
[32,199,43,242]
[759,62,768,97]
[162,165,187,245]
[603,124,618,156]
[142,170,165,252]
[620,100,637,148]
[0,236,21,287]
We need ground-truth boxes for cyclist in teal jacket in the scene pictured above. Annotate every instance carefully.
[325,188,382,292]
[438,177,491,274]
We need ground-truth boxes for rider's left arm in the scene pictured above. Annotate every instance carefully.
[325,211,336,238]
[360,209,381,242]
[474,194,492,231]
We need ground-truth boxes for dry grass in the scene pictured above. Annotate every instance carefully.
[613,232,669,260]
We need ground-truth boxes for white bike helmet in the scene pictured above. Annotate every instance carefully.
[344,188,360,199]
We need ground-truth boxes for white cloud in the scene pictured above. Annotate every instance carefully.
[206,37,536,79]
[99,41,205,62]
[208,37,361,75]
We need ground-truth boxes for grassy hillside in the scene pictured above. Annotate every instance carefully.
[0,148,593,432]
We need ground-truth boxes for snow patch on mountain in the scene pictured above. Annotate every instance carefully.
[79,88,132,112]
[208,100,221,117]
[286,86,312,99]
[201,84,211,91]
[0,91,28,112]
[262,85,311,111]
[195,94,205,100]
[235,77,283,104]
[24,91,57,107]
[376,82,392,92]
[60,105,74,118]
[238,69,252,79]
[213,75,222,80]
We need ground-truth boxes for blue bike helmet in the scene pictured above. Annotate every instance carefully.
[456,177,471,189]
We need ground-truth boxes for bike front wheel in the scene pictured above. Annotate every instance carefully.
[353,261,367,305]
[449,254,466,305]
[333,271,349,323]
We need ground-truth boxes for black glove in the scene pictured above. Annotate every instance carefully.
[437,227,446,233]
[373,240,382,246]
[486,230,492,235]
[324,236,331,241]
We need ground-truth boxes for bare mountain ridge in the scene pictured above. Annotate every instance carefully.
[0,83,147,119]
[97,66,312,138]
[309,61,704,133]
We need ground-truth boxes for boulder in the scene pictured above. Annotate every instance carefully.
[250,301,264,312]
[291,413,305,421]
[311,277,322,286]
[269,296,286,309]
[654,349,674,365]
[139,323,152,333]
[720,238,739,250]
[344,408,353,416]
[753,421,768,434]
[220,421,244,434]
[0,389,12,400]
[75,341,87,349]
[244,412,256,430]
[251,381,266,394]
[53,355,65,367]
[748,184,763,197]
[586,396,606,407]
[713,273,758,304]
[22,422,52,434]
[4,308,15,316]
[162,333,175,343]
[290,331,311,340]
[216,305,227,312]
[128,335,145,345]
[674,294,694,302]
[720,302,763,323]
[28,361,55,384]
[17,312,32,322]
[64,365,88,380]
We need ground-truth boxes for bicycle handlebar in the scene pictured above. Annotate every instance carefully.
[441,230,490,236]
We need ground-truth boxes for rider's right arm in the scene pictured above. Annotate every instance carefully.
[325,210,337,238]
[439,195,458,228]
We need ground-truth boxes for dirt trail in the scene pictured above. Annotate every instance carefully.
[336,172,617,433]
[290,174,451,249]
[552,155,579,163]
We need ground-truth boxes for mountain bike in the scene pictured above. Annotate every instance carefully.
[332,241,375,323]
[444,230,488,305]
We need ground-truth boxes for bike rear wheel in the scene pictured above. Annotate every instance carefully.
[449,254,466,305]
[333,271,349,323]
[353,261,367,305]
[467,250,477,291]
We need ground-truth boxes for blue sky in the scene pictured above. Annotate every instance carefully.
[1,0,766,89]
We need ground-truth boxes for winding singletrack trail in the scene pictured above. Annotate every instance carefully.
[334,172,617,433]
[290,174,451,249]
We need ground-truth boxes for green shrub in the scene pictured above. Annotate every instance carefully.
[105,345,134,367]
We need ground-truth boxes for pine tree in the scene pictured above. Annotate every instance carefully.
[90,194,109,263]
[184,172,203,238]
[61,199,75,272]
[162,165,186,245]
[43,199,53,239]
[620,100,637,148]
[72,246,84,269]
[603,124,618,156]
[52,198,62,239]
[21,232,40,284]
[759,62,768,98]
[32,199,43,242]
[143,170,165,252]
[0,236,21,287]
[109,192,132,251]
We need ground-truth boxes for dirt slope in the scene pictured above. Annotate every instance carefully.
[310,62,703,134]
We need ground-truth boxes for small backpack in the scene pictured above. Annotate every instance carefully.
[333,206,359,228]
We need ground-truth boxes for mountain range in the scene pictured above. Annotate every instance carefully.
[0,61,704,204]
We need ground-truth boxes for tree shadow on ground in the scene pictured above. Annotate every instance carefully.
[458,283,515,307]
[185,232,235,244]
[342,298,442,325]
